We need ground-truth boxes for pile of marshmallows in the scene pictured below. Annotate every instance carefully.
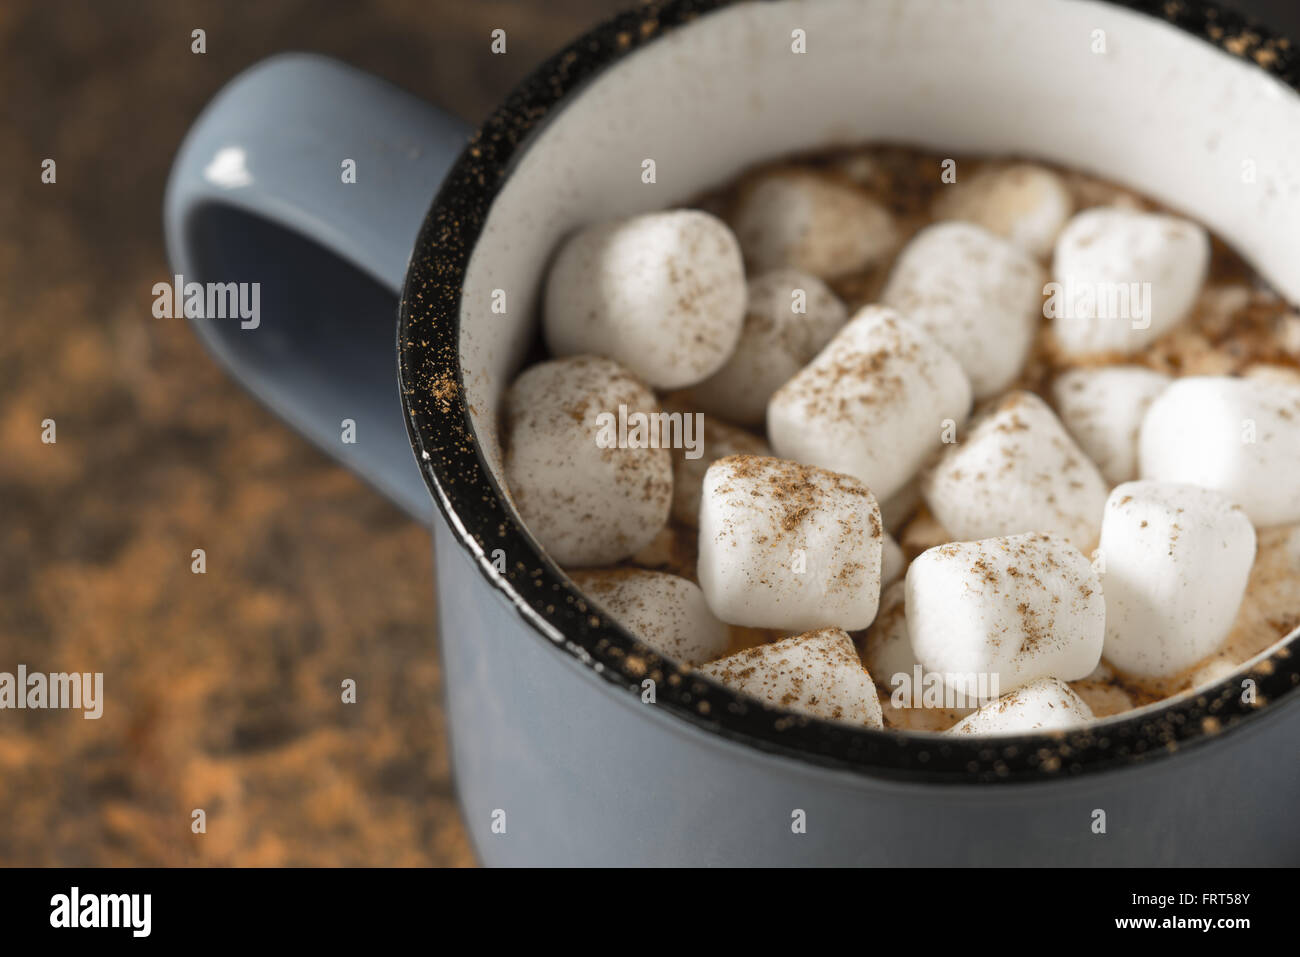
[503,163,1300,736]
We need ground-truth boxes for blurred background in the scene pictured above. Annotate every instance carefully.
[0,0,1295,866]
[0,0,623,868]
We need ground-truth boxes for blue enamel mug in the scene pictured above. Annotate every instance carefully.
[165,0,1300,865]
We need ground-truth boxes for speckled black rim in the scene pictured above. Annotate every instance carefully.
[398,0,1300,785]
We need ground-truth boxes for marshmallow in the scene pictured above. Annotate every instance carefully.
[859,582,914,689]
[930,163,1073,259]
[1051,365,1172,484]
[860,582,974,720]
[905,533,1105,697]
[543,210,745,389]
[569,569,729,666]
[689,269,848,426]
[881,533,905,586]
[1139,376,1300,526]
[699,628,884,727]
[698,455,883,632]
[768,306,973,501]
[503,356,672,566]
[1050,207,1209,356]
[728,170,897,280]
[881,221,1046,397]
[1099,481,1256,679]
[670,415,771,528]
[921,391,1108,551]
[948,677,1094,736]
[1188,657,1242,692]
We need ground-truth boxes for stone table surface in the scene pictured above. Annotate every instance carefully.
[0,0,620,867]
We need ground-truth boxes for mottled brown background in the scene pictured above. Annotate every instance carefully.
[0,0,620,867]
[2,0,1295,869]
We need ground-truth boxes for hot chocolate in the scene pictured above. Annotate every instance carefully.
[498,143,1300,735]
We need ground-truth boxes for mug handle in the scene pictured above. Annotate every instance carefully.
[163,53,471,522]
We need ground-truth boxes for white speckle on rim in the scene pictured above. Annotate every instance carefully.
[203,146,253,189]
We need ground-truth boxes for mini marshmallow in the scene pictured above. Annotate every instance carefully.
[859,582,913,689]
[881,533,905,586]
[768,306,973,501]
[906,533,1105,697]
[670,414,771,528]
[921,391,1109,551]
[1051,365,1172,484]
[728,170,897,280]
[1050,207,1209,356]
[1139,376,1300,526]
[543,210,745,389]
[504,356,672,566]
[881,221,1045,398]
[1099,481,1256,679]
[570,569,729,666]
[698,455,883,632]
[1188,657,1242,692]
[689,269,848,426]
[699,628,884,727]
[948,678,1094,735]
[930,163,1073,259]
[859,582,974,718]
